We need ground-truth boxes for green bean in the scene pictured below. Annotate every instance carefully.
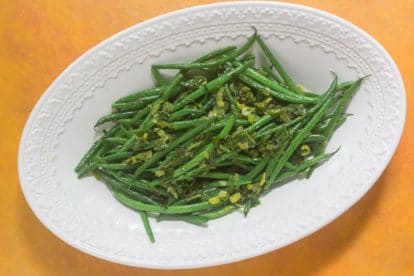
[173,114,236,178]
[139,211,155,242]
[263,65,283,84]
[95,111,136,127]
[100,151,134,162]
[302,134,326,143]
[112,96,158,112]
[173,143,215,178]
[114,119,133,127]
[212,152,237,164]
[272,151,337,186]
[217,114,236,140]
[114,192,213,214]
[254,120,297,139]
[175,166,205,181]
[98,171,160,204]
[336,81,354,91]
[115,87,164,104]
[96,163,130,170]
[171,194,202,206]
[118,124,133,137]
[95,143,110,159]
[119,135,137,151]
[323,79,363,141]
[76,31,363,242]
[224,84,238,111]
[307,78,364,177]
[245,114,274,133]
[256,35,299,93]
[204,118,249,134]
[243,156,269,181]
[285,162,297,170]
[174,114,235,178]
[238,74,317,104]
[304,81,353,96]
[161,73,183,101]
[244,69,318,103]
[313,114,348,133]
[133,119,213,178]
[208,179,252,187]
[102,137,128,145]
[75,137,111,175]
[232,154,260,164]
[170,117,213,130]
[194,46,237,63]
[214,161,254,171]
[267,77,337,185]
[196,205,236,220]
[151,67,167,86]
[256,122,277,136]
[75,139,102,173]
[76,161,98,177]
[198,172,234,180]
[172,60,254,111]
[130,107,150,125]
[168,108,205,121]
[136,112,155,131]
[265,137,290,180]
[153,30,256,70]
[133,76,184,131]
[200,98,215,112]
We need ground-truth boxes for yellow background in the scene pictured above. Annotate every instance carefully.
[1,1,413,275]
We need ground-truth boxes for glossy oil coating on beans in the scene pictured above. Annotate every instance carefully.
[75,29,364,242]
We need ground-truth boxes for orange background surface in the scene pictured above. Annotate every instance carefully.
[1,1,413,275]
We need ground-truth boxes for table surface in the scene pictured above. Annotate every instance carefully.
[1,1,413,275]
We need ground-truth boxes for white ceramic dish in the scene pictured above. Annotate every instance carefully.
[18,1,405,269]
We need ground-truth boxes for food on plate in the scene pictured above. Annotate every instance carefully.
[75,28,364,242]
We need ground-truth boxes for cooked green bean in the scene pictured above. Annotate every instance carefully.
[152,30,256,70]
[256,35,299,93]
[196,206,236,220]
[115,87,164,104]
[194,46,237,63]
[102,137,128,145]
[133,119,213,178]
[170,117,215,130]
[241,70,318,104]
[263,65,283,84]
[95,111,136,127]
[272,150,338,186]
[101,151,134,162]
[161,73,183,101]
[267,77,337,185]
[139,211,155,243]
[75,139,102,173]
[112,96,158,111]
[168,108,205,121]
[243,156,269,181]
[151,67,167,86]
[302,134,326,143]
[114,192,213,214]
[238,73,317,104]
[172,60,254,111]
[307,77,364,177]
[76,31,362,242]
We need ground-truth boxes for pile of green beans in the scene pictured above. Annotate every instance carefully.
[75,28,364,242]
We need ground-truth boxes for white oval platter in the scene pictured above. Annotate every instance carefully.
[18,1,406,269]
